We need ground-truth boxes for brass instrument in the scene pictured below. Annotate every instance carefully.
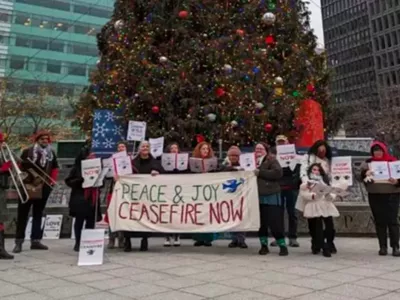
[0,143,29,203]
[27,157,58,188]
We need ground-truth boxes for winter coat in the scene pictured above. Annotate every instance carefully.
[65,151,102,221]
[256,156,282,196]
[360,141,400,194]
[296,180,343,218]
[280,164,301,191]
[132,155,164,174]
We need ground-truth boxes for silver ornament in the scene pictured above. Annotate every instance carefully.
[231,120,238,127]
[255,102,264,109]
[274,76,283,85]
[223,64,232,73]
[262,12,276,25]
[96,59,101,66]
[207,113,217,122]
[114,20,124,30]
[159,56,168,63]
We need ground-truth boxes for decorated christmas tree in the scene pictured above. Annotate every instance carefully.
[77,0,337,148]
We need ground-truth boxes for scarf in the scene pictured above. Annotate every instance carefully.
[33,143,53,168]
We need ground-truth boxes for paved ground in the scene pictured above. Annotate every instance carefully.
[1,238,400,300]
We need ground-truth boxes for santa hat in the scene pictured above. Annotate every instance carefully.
[32,130,52,143]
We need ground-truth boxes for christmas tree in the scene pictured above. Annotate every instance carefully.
[77,0,336,148]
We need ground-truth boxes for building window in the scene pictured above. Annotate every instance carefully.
[47,61,61,73]
[32,39,48,50]
[15,36,31,47]
[0,12,10,23]
[14,13,31,26]
[49,41,64,52]
[10,56,25,70]
[68,64,86,76]
[15,0,70,12]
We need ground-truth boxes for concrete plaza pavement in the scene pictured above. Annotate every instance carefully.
[1,238,400,300]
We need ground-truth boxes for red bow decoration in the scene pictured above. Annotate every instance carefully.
[196,134,205,143]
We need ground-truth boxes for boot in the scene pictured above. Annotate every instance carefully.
[379,247,388,256]
[258,245,269,255]
[238,241,248,249]
[279,246,289,256]
[124,238,132,252]
[73,242,80,252]
[322,244,332,258]
[30,240,48,250]
[311,239,320,254]
[194,241,204,247]
[12,239,23,254]
[325,229,337,254]
[228,241,238,248]
[392,246,400,257]
[140,238,148,252]
[328,242,337,254]
[0,231,13,260]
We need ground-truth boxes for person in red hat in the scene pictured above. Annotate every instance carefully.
[12,130,59,254]
[0,132,14,259]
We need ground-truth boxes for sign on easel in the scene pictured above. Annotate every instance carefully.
[78,229,105,266]
[25,217,45,240]
[43,215,63,239]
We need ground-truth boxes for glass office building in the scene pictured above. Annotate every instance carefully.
[0,0,113,98]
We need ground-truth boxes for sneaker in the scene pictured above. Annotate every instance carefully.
[173,236,181,247]
[270,241,278,247]
[379,247,388,256]
[194,241,204,247]
[228,241,238,248]
[258,245,269,255]
[164,237,171,247]
[279,246,289,256]
[30,241,48,250]
[289,238,300,247]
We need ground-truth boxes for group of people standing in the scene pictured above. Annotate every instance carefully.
[0,131,400,260]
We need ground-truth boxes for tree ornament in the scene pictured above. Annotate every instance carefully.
[264,123,273,132]
[159,56,168,63]
[114,20,124,30]
[231,120,238,127]
[179,10,189,19]
[152,106,160,113]
[265,35,275,45]
[223,64,232,73]
[236,29,245,36]
[262,12,276,25]
[274,76,283,85]
[274,87,283,96]
[307,83,315,92]
[305,60,312,66]
[255,102,264,109]
[207,113,217,122]
[96,59,101,66]
[216,87,226,97]
[196,134,205,143]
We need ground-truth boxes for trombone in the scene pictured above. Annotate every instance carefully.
[0,143,30,203]
[27,157,58,188]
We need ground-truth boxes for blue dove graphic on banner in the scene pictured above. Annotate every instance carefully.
[222,178,245,193]
[91,109,126,157]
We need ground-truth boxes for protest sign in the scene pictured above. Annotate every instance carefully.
[370,162,390,181]
[108,171,260,233]
[149,137,164,158]
[389,161,400,179]
[78,229,105,266]
[43,215,63,239]
[81,158,102,188]
[277,144,297,168]
[240,153,256,171]
[127,121,146,141]
[331,156,353,186]
[161,153,189,171]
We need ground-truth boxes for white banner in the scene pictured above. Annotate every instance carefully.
[108,171,260,233]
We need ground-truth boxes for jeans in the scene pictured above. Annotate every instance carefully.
[281,189,298,239]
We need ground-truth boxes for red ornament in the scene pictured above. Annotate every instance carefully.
[179,10,189,19]
[236,29,245,36]
[307,83,315,92]
[264,123,273,132]
[265,35,275,45]
[216,87,226,98]
[196,134,205,143]
[152,106,160,113]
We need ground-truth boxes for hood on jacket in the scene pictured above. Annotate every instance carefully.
[370,141,396,161]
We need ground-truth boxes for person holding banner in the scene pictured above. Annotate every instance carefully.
[0,134,13,259]
[221,146,247,249]
[164,142,184,247]
[107,141,127,249]
[65,144,102,252]
[254,144,288,256]
[192,141,218,247]
[297,163,341,258]
[13,131,59,254]
[124,140,163,252]
[360,141,400,257]
[299,140,337,254]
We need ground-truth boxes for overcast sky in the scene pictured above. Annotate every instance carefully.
[308,0,324,45]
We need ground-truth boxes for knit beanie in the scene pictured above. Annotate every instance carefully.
[227,146,241,156]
